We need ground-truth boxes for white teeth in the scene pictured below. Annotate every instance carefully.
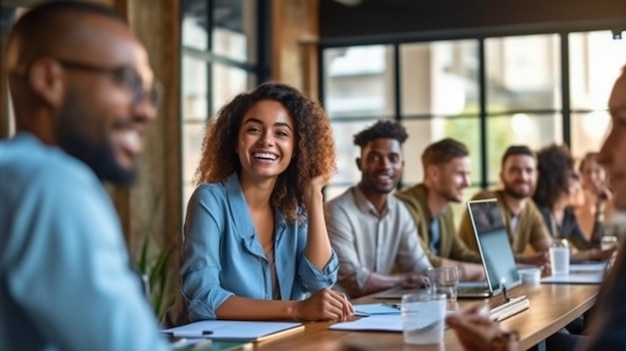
[116,130,142,154]
[253,153,277,160]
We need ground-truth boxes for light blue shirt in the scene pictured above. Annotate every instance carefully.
[0,133,170,351]
[178,172,338,321]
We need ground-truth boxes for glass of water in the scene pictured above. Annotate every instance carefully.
[550,239,570,276]
[401,292,446,345]
[426,266,459,304]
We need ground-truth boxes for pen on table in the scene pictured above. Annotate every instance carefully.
[162,330,214,338]
[383,302,401,310]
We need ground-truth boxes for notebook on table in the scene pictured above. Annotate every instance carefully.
[162,320,303,342]
[458,198,522,298]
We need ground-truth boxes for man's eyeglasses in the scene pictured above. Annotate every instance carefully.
[56,59,161,108]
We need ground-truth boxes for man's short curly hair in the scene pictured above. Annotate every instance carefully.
[353,120,408,147]
[533,144,576,209]
[194,82,336,223]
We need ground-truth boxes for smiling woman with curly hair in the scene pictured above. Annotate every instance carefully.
[194,83,337,223]
[168,82,353,325]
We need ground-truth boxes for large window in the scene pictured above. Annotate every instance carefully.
[484,34,563,183]
[569,31,626,158]
[321,30,625,220]
[400,40,481,186]
[180,0,267,212]
[323,45,395,199]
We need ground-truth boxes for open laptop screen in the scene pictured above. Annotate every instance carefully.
[468,199,521,292]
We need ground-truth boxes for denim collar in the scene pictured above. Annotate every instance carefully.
[224,172,288,257]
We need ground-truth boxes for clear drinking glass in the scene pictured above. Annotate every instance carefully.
[426,266,459,303]
[550,239,570,276]
[401,292,446,345]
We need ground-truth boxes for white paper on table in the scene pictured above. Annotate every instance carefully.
[541,273,604,284]
[330,307,449,332]
[329,314,404,332]
[162,320,302,341]
[569,262,607,273]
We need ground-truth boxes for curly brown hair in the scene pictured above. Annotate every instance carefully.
[194,82,336,223]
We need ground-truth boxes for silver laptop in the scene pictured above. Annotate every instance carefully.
[374,198,521,299]
[458,198,522,298]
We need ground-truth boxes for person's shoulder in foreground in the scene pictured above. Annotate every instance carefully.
[447,66,626,351]
[579,66,626,351]
[1,1,169,350]
[1,134,169,351]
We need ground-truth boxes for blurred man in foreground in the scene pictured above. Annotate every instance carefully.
[0,2,170,350]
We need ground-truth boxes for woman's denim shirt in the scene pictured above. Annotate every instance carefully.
[180,173,338,321]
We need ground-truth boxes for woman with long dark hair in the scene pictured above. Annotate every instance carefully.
[533,144,613,262]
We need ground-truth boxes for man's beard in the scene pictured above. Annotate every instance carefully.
[359,175,398,196]
[503,182,530,200]
[365,181,395,195]
[57,92,137,186]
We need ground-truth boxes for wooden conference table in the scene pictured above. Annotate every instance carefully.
[252,283,598,351]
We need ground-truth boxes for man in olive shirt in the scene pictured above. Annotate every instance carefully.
[395,138,484,281]
[326,121,431,298]
[458,145,552,266]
